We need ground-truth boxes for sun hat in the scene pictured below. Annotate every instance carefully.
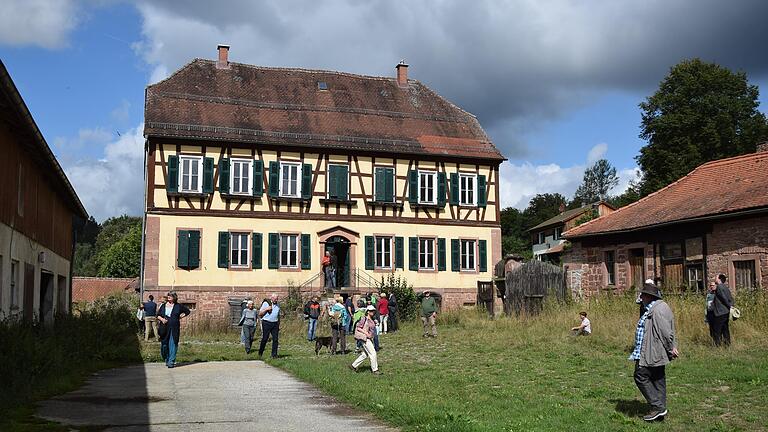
[366,305,376,311]
[639,283,662,299]
[380,293,386,297]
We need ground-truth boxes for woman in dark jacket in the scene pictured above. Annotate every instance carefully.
[158,291,191,368]
[388,292,399,332]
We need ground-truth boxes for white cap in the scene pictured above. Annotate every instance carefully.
[645,279,655,285]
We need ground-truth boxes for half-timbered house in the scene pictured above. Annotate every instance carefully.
[141,46,505,319]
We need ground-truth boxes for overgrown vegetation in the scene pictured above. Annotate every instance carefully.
[0,293,142,430]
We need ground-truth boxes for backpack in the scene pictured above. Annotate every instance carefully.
[354,317,370,341]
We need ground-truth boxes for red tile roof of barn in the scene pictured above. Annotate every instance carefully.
[72,277,137,303]
[564,151,768,238]
[144,59,504,161]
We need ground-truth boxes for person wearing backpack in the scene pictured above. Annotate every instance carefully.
[329,296,349,354]
[350,305,380,375]
[352,299,367,352]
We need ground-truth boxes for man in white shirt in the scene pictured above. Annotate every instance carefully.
[571,311,591,336]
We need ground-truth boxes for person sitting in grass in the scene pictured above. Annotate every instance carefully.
[571,311,591,336]
[421,291,438,338]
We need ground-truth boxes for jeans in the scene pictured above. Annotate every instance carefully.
[709,313,731,346]
[144,316,159,340]
[380,314,389,333]
[242,324,256,353]
[325,268,336,288]
[307,318,318,341]
[634,362,666,411]
[331,324,346,354]
[352,339,378,372]
[259,320,280,358]
[422,314,437,336]
[161,333,178,367]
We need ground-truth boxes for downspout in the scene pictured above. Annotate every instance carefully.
[139,138,148,301]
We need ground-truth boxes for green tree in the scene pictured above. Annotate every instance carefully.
[522,193,567,230]
[609,179,642,208]
[638,58,768,196]
[572,159,619,206]
[97,224,142,278]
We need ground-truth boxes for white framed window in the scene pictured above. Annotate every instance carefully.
[230,159,252,195]
[230,233,249,268]
[418,171,437,204]
[10,260,19,310]
[280,162,301,198]
[554,227,562,240]
[180,156,203,193]
[460,239,476,271]
[459,174,476,206]
[280,234,299,268]
[537,232,545,244]
[375,236,392,269]
[419,238,435,270]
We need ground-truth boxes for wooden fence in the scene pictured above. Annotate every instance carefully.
[505,260,567,316]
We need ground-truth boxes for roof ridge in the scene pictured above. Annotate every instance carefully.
[564,151,766,237]
[197,58,406,83]
[147,58,202,88]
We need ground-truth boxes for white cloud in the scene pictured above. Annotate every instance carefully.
[499,143,640,209]
[0,0,79,49]
[53,127,112,152]
[64,124,145,222]
[110,99,131,124]
[587,142,608,164]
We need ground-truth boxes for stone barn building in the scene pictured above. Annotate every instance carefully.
[141,46,505,320]
[0,60,88,323]
[563,145,768,297]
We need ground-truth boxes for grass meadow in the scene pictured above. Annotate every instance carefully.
[139,293,768,432]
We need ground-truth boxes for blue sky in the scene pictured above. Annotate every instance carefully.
[1,1,767,221]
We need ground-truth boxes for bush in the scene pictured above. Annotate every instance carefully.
[377,274,419,322]
[0,293,142,417]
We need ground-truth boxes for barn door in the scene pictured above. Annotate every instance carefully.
[23,263,35,321]
[629,249,645,290]
[663,263,684,291]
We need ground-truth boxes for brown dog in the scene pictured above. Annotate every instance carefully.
[314,336,332,355]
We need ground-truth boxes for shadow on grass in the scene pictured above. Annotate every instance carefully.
[610,399,647,417]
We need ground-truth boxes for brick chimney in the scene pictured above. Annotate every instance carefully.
[396,60,408,87]
[757,141,768,153]
[217,44,230,69]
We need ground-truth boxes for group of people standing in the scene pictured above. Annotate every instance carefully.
[238,294,282,359]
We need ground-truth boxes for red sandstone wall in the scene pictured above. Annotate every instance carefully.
[706,215,768,291]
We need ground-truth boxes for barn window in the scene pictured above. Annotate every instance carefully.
[733,259,757,290]
[604,251,616,285]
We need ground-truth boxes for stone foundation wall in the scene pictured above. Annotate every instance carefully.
[706,215,768,291]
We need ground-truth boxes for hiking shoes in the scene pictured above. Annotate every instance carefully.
[643,409,668,422]
[348,365,358,373]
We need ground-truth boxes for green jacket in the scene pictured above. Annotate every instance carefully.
[421,297,437,316]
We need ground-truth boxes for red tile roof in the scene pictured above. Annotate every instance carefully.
[565,151,768,238]
[144,60,504,161]
[72,277,137,302]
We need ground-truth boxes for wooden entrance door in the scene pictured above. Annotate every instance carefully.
[663,263,684,291]
[23,263,35,321]
[629,249,645,289]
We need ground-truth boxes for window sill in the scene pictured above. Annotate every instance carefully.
[319,198,358,206]
[167,191,210,198]
[411,203,445,210]
[368,200,404,209]
[269,196,310,203]
[221,193,262,200]
[457,204,478,209]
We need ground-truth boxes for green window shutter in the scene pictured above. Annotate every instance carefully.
[479,239,488,272]
[395,237,404,269]
[177,230,189,268]
[203,157,214,193]
[217,231,230,269]
[301,233,311,270]
[218,158,230,194]
[253,160,263,196]
[188,230,200,269]
[374,168,385,201]
[451,239,460,272]
[252,233,263,269]
[450,173,459,205]
[364,236,375,270]
[385,168,395,202]
[408,170,418,204]
[337,165,348,200]
[437,172,447,207]
[268,233,279,269]
[301,163,312,200]
[477,175,487,208]
[167,155,179,193]
[328,165,339,199]
[437,238,446,271]
[268,161,279,197]
[408,237,418,271]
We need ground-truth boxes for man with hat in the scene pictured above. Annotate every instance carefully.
[420,291,438,338]
[630,283,679,422]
